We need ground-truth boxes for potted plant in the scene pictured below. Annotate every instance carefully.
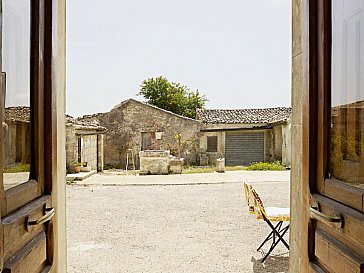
[73,161,81,173]
[80,162,91,172]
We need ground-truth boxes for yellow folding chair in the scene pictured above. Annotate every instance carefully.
[243,182,290,263]
[243,182,256,214]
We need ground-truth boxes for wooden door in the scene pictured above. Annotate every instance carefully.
[0,0,61,272]
[304,0,364,272]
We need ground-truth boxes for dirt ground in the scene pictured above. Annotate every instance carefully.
[67,171,290,273]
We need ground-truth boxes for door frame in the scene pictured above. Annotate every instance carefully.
[291,1,332,272]
[290,0,326,272]
[0,0,66,272]
[291,0,364,272]
[44,1,67,271]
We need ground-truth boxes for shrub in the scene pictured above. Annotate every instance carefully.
[182,165,247,174]
[3,163,31,173]
[247,161,286,171]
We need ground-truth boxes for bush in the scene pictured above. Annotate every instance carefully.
[247,161,286,171]
[3,163,31,173]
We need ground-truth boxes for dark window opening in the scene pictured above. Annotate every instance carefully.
[207,136,218,152]
[78,136,82,163]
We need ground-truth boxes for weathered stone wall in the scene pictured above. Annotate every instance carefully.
[65,124,77,165]
[3,121,30,166]
[81,100,202,169]
[265,130,273,161]
[66,125,103,171]
[199,131,225,165]
[97,134,104,171]
[273,125,283,161]
[139,150,170,175]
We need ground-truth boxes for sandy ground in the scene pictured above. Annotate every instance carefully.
[3,172,30,190]
[67,171,290,273]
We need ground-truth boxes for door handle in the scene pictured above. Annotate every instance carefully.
[27,207,55,231]
[310,206,342,229]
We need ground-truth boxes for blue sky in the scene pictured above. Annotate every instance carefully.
[67,0,291,117]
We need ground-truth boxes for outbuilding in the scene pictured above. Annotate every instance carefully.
[65,116,106,172]
[196,107,291,166]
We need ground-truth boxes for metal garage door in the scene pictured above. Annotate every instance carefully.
[225,132,264,166]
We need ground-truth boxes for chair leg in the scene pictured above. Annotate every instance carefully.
[258,218,290,263]
[260,224,290,263]
[257,221,282,251]
[265,219,289,249]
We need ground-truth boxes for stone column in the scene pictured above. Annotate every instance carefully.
[97,134,104,172]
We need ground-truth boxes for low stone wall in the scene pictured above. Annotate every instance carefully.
[139,150,170,175]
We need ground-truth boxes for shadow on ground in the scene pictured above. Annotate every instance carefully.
[251,254,289,273]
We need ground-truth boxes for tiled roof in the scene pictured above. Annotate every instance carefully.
[196,107,291,124]
[5,106,30,123]
[4,106,106,132]
[67,116,107,132]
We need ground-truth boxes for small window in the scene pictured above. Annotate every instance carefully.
[207,136,218,152]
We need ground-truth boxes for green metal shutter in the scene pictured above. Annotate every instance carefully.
[225,132,264,166]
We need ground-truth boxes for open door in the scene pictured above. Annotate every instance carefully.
[0,0,66,272]
[303,0,364,272]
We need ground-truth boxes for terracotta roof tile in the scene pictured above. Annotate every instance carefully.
[67,116,107,132]
[5,107,106,132]
[5,106,30,123]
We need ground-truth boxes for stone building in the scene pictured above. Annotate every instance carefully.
[3,106,106,172]
[65,116,106,171]
[196,107,291,166]
[3,107,31,167]
[78,99,202,169]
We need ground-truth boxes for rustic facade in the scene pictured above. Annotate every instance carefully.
[78,99,202,169]
[65,116,106,172]
[197,108,291,166]
[3,107,31,167]
[3,106,106,173]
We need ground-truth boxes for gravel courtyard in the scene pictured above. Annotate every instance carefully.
[67,171,290,273]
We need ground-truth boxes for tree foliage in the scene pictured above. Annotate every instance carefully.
[138,76,207,119]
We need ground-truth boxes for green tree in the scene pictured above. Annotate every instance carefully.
[138,76,207,119]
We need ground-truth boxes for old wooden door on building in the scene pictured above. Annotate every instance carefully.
[0,0,63,272]
[304,0,364,272]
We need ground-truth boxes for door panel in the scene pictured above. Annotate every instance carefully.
[3,231,47,273]
[312,194,364,258]
[323,179,363,213]
[315,229,363,273]
[3,195,50,262]
[5,179,38,214]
